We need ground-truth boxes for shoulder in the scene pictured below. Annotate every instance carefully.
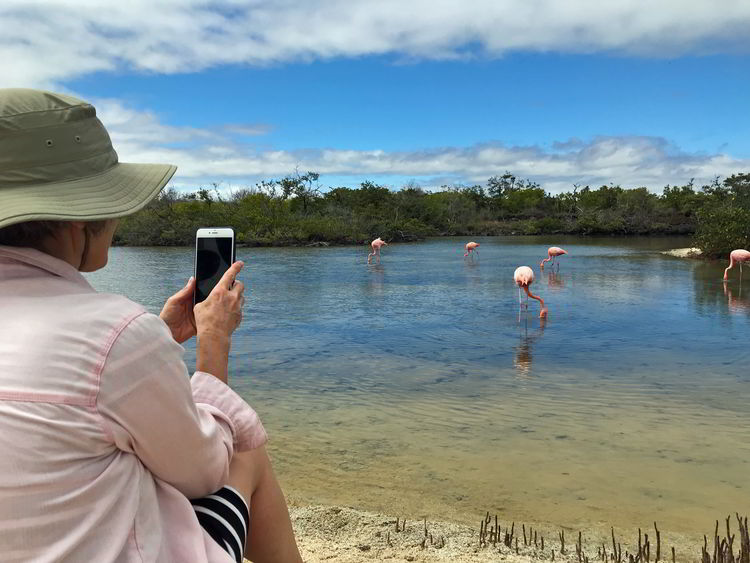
[110,307,179,355]
[113,309,174,346]
[101,310,185,381]
[67,292,150,345]
[90,292,148,319]
[65,293,176,366]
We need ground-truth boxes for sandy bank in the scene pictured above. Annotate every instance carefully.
[661,247,702,258]
[284,504,703,563]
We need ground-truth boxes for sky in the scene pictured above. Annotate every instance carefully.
[1,0,749,194]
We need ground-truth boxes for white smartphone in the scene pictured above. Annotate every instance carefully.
[194,227,236,305]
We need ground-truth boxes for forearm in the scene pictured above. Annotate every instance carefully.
[196,331,230,384]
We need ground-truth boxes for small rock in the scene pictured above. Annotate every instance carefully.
[357,544,371,551]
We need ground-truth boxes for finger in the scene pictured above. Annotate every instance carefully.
[219,261,244,290]
[232,280,245,295]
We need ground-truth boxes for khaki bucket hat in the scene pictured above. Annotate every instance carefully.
[0,88,177,229]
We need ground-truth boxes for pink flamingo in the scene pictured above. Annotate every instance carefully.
[514,266,548,318]
[367,237,388,264]
[723,249,750,281]
[464,241,480,257]
[540,247,568,269]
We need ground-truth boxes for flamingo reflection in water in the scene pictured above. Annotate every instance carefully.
[514,313,546,378]
[546,269,566,291]
[723,280,750,314]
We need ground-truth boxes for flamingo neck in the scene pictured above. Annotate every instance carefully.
[523,285,545,309]
[725,255,736,279]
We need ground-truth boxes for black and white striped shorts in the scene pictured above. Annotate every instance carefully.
[191,486,249,563]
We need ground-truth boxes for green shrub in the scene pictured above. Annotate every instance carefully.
[534,217,565,233]
[111,171,748,246]
[694,206,750,258]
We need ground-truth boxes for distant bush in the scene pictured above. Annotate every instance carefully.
[693,173,750,258]
[694,207,750,258]
[535,217,566,233]
[113,171,750,250]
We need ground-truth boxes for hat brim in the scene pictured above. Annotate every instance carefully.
[0,162,177,229]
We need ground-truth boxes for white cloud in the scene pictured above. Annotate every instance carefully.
[3,2,746,193]
[96,101,749,193]
[1,0,749,87]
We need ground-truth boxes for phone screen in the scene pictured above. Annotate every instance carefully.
[195,237,233,304]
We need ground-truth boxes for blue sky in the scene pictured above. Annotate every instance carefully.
[69,54,749,154]
[2,1,749,193]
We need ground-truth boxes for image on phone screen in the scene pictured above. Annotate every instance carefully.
[195,237,233,304]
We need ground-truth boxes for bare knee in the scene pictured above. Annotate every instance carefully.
[227,445,270,502]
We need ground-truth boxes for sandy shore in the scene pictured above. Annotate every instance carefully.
[282,504,703,563]
[661,247,702,258]
[291,504,494,562]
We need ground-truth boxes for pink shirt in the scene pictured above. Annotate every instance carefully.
[0,246,267,562]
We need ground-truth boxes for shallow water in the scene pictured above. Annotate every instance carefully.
[86,236,750,538]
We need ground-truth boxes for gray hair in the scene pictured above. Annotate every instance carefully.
[0,220,108,249]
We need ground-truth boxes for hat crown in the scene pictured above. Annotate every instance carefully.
[0,88,118,187]
[0,88,176,232]
[0,88,88,125]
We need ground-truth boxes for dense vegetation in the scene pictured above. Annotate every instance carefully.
[114,171,750,258]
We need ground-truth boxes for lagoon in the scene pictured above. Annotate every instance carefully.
[86,236,750,539]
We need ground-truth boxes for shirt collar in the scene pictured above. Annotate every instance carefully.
[0,245,94,289]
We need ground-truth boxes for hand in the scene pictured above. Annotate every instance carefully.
[194,261,246,340]
[160,277,197,344]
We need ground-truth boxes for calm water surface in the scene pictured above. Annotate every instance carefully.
[86,236,750,538]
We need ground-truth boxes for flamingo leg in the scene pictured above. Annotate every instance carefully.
[518,287,528,311]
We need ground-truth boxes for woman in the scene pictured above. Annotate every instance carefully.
[0,89,302,562]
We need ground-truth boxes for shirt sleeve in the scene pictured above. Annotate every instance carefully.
[96,312,268,499]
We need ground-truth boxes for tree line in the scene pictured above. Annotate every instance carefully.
[114,171,750,258]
